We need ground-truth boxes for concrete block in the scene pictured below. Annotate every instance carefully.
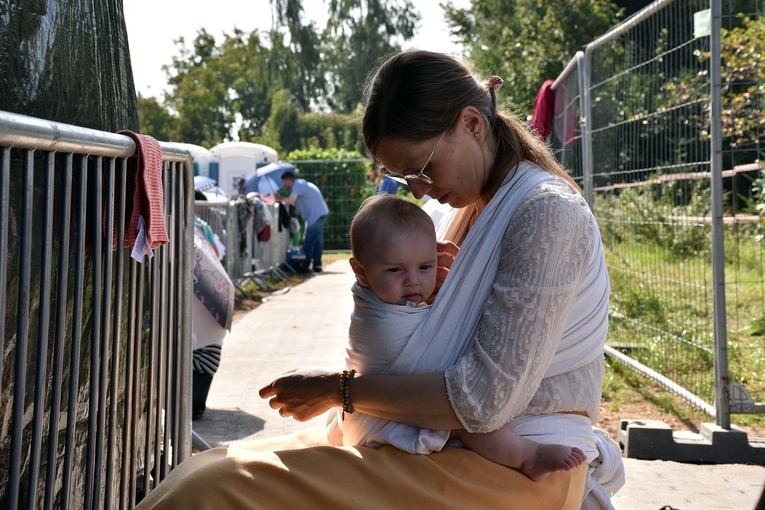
[618,419,765,465]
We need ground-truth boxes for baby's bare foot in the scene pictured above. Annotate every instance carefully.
[520,444,587,482]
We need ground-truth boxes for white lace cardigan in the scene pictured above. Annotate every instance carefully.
[442,173,609,433]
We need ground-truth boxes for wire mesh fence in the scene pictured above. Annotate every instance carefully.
[551,0,764,424]
[287,159,377,252]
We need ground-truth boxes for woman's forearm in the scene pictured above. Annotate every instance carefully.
[259,367,464,429]
[350,371,463,430]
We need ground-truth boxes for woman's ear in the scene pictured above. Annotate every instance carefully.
[349,257,368,285]
[458,106,484,138]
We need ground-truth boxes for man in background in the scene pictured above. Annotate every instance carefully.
[278,171,329,272]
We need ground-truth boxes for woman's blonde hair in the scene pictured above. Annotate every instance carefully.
[362,50,578,202]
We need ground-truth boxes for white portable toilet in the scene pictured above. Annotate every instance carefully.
[209,142,278,196]
[175,143,215,177]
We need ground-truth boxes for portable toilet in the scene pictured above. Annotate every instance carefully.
[175,143,215,177]
[209,141,278,196]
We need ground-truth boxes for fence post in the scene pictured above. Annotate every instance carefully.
[708,0,730,430]
[577,51,594,207]
[225,202,237,277]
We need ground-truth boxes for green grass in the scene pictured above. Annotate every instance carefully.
[601,207,765,430]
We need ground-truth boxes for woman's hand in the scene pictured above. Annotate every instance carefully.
[427,241,459,303]
[259,366,339,421]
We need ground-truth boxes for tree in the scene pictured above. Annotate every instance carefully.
[163,30,237,146]
[141,0,421,147]
[273,0,421,113]
[443,0,621,114]
[268,0,327,110]
[136,95,176,141]
[261,89,301,152]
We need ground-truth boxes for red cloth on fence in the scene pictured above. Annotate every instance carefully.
[115,130,169,252]
[531,79,555,142]
[553,84,578,148]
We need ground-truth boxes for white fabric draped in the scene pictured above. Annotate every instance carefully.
[326,283,450,454]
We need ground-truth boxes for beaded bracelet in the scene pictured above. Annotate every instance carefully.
[340,369,356,420]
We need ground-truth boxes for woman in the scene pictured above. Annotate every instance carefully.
[136,50,623,510]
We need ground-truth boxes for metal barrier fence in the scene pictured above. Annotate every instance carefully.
[193,158,373,291]
[0,110,194,508]
[194,198,292,295]
[550,0,764,428]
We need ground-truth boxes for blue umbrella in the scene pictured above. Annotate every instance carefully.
[243,162,295,196]
[194,175,217,192]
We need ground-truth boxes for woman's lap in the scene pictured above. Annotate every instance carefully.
[136,427,586,510]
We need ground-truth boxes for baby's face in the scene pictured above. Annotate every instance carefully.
[361,229,437,305]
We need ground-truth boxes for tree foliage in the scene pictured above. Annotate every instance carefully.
[443,0,622,114]
[321,0,420,112]
[137,95,175,142]
[162,30,239,147]
[138,1,417,149]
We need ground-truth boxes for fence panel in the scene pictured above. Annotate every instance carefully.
[550,0,764,421]
[194,198,292,293]
[289,159,374,251]
[0,110,194,508]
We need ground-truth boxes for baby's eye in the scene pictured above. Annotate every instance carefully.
[386,267,402,273]
[419,264,433,271]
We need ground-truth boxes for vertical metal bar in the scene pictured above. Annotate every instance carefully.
[61,155,88,510]
[708,0,730,430]
[152,247,165,486]
[172,166,183,472]
[8,149,35,510]
[93,157,115,509]
[121,259,141,510]
[225,203,236,277]
[134,261,146,505]
[165,165,179,471]
[44,154,73,510]
[118,164,134,510]
[142,258,155,498]
[578,50,594,208]
[153,243,167,483]
[158,164,171,480]
[84,157,103,510]
[0,148,9,393]
[179,159,195,463]
[105,158,126,510]
[26,152,56,510]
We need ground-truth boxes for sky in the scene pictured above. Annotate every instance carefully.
[123,0,469,99]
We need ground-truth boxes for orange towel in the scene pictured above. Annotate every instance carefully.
[135,428,586,510]
[115,131,169,254]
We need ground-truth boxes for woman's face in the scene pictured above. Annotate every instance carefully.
[374,115,493,209]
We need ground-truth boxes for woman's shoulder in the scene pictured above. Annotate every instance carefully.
[511,164,586,211]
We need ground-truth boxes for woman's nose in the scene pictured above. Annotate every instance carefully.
[407,182,431,199]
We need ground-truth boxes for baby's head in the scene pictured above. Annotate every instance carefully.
[350,195,437,305]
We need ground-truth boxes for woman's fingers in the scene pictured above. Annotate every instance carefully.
[437,240,459,261]
[258,367,340,421]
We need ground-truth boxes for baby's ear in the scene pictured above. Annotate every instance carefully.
[349,257,368,285]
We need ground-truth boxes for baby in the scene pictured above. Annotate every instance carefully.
[327,194,585,481]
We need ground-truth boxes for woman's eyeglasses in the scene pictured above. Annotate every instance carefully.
[384,130,447,187]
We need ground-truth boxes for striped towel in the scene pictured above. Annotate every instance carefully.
[115,130,169,258]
